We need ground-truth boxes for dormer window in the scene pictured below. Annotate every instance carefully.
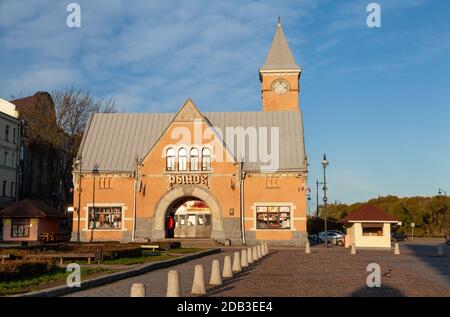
[202,148,211,171]
[178,148,187,171]
[166,148,176,171]
[190,148,199,171]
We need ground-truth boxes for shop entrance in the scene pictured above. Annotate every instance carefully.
[165,197,212,238]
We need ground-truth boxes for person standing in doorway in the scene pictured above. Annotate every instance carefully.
[167,214,175,238]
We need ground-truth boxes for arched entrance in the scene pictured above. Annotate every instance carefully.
[166,197,212,238]
[152,185,225,241]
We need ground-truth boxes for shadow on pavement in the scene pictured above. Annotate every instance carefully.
[350,286,404,297]
[400,241,450,284]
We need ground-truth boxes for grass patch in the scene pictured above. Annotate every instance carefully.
[0,267,108,296]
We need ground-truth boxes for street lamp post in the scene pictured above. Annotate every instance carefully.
[316,179,323,243]
[75,157,82,243]
[438,188,448,241]
[322,154,329,248]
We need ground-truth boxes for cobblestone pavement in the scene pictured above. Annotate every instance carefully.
[67,242,450,297]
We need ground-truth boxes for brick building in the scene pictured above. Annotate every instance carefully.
[72,20,308,246]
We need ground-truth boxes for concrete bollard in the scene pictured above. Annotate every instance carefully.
[305,241,311,254]
[130,283,146,297]
[261,243,267,256]
[232,251,242,273]
[252,246,259,261]
[191,264,206,295]
[241,249,249,268]
[247,247,254,264]
[222,255,233,278]
[394,242,400,255]
[257,245,262,258]
[351,243,357,255]
[209,260,223,286]
[167,270,181,297]
[438,244,444,256]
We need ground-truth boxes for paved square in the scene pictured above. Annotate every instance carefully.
[67,241,450,297]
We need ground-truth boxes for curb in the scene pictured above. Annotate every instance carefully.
[16,248,221,297]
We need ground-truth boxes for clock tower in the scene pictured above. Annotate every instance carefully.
[260,18,301,112]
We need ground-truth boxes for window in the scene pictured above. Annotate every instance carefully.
[266,176,280,188]
[166,148,176,171]
[12,153,15,168]
[362,224,383,236]
[10,182,14,198]
[11,219,30,238]
[99,178,112,189]
[190,148,199,171]
[256,206,291,229]
[5,125,9,142]
[178,148,187,171]
[4,152,8,166]
[201,148,211,171]
[13,128,16,144]
[88,207,122,230]
[2,181,6,197]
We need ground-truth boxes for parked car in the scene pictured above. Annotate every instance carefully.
[391,232,407,242]
[318,231,345,246]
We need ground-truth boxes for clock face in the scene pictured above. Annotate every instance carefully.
[272,80,289,95]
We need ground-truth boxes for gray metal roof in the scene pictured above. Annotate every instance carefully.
[78,111,307,173]
[260,21,301,71]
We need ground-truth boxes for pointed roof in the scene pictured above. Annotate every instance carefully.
[260,18,301,72]
[341,205,398,223]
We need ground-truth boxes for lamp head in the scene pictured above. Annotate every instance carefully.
[321,154,329,168]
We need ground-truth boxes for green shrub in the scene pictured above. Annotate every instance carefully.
[0,261,58,282]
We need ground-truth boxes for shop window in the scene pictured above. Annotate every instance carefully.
[202,148,211,171]
[256,206,291,229]
[88,207,122,230]
[166,148,176,171]
[190,148,199,171]
[178,148,187,171]
[11,219,30,238]
[362,225,383,236]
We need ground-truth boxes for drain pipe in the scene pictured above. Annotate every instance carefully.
[239,161,246,245]
[132,158,138,242]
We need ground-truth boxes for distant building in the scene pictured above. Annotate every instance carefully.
[0,99,20,207]
[341,205,399,249]
[0,199,67,242]
[11,92,71,210]
[0,99,21,240]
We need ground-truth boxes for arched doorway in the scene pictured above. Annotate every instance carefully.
[152,185,225,242]
[166,197,212,238]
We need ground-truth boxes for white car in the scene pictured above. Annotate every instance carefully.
[318,231,345,246]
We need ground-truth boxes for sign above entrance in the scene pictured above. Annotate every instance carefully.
[169,174,209,189]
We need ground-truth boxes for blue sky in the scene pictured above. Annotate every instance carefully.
[1,0,449,206]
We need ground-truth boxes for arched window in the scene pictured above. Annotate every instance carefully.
[178,148,187,171]
[190,148,199,171]
[166,148,176,171]
[202,148,211,171]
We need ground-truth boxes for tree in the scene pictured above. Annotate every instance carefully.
[51,88,120,160]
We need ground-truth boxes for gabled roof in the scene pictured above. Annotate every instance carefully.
[341,205,398,223]
[77,106,307,173]
[0,199,65,218]
[260,18,301,72]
